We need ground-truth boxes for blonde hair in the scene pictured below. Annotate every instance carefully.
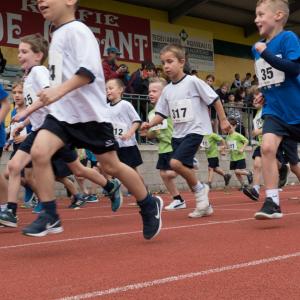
[160,44,185,61]
[256,0,289,24]
[20,33,49,64]
[12,80,23,91]
[149,77,167,88]
[248,85,260,95]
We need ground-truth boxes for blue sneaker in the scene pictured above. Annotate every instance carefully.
[86,194,99,203]
[32,202,43,214]
[0,209,18,228]
[22,212,63,237]
[68,194,87,209]
[139,196,163,240]
[108,178,123,212]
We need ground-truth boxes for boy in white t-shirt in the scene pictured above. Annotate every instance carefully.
[141,44,230,218]
[21,0,163,240]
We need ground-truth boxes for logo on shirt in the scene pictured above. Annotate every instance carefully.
[105,140,115,147]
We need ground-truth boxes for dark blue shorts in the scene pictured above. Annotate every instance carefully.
[117,145,143,168]
[171,134,203,168]
[208,157,219,168]
[263,115,300,142]
[41,114,117,155]
[252,146,261,159]
[156,152,172,170]
[276,138,299,166]
[52,159,72,178]
[230,159,246,170]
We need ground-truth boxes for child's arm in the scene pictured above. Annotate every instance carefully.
[255,42,300,77]
[213,99,231,133]
[121,122,141,141]
[239,135,249,153]
[0,97,10,123]
[141,114,165,130]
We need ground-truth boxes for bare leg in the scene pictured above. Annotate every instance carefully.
[160,170,179,197]
[253,157,262,186]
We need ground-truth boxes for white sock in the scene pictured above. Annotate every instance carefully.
[266,189,279,205]
[192,181,205,193]
[0,204,7,211]
[253,185,260,193]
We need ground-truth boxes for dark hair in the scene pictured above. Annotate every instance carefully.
[228,117,237,126]
[141,61,156,71]
[206,74,215,81]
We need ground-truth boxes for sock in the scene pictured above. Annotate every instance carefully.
[266,189,279,205]
[43,200,57,217]
[173,195,184,202]
[253,185,260,193]
[0,204,7,212]
[192,181,205,193]
[103,180,115,193]
[137,193,153,209]
[7,202,17,216]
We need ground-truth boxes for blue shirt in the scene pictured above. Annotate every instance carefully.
[252,31,300,124]
[0,84,8,147]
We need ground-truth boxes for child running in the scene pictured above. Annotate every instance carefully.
[226,117,253,189]
[143,77,186,210]
[22,0,162,239]
[106,79,144,182]
[253,0,300,219]
[201,133,231,189]
[141,44,231,218]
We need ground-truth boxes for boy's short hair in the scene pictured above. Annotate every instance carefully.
[107,78,125,91]
[160,44,185,61]
[149,77,167,88]
[12,80,23,91]
[20,33,49,65]
[256,0,289,24]
[248,85,260,95]
[228,117,237,126]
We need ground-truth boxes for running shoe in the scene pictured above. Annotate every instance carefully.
[68,194,87,210]
[165,199,186,211]
[247,171,253,185]
[188,204,213,218]
[278,164,290,188]
[32,201,43,214]
[224,173,232,186]
[85,194,99,203]
[255,198,283,220]
[108,178,123,212]
[0,209,17,228]
[242,186,259,201]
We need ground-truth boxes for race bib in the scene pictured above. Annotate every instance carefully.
[228,141,237,151]
[113,123,127,137]
[169,98,194,123]
[24,85,37,106]
[201,139,210,149]
[49,50,63,86]
[255,57,285,88]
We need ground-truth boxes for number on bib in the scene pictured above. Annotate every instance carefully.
[170,98,193,123]
[49,50,63,86]
[255,57,285,88]
[201,140,210,149]
[113,123,127,137]
[24,85,37,106]
[228,141,237,150]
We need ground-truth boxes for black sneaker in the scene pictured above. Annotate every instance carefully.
[22,212,63,237]
[0,209,17,228]
[224,174,232,186]
[247,171,253,185]
[139,196,163,240]
[278,164,290,188]
[108,178,123,212]
[243,186,259,201]
[68,194,87,209]
[255,198,283,220]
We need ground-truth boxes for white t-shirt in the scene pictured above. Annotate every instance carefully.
[48,20,110,124]
[23,66,50,131]
[155,75,217,138]
[108,100,141,148]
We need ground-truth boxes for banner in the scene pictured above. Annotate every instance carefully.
[0,0,151,63]
[151,21,214,71]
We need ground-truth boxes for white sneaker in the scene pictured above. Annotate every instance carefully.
[195,184,210,210]
[165,199,186,211]
[188,204,214,218]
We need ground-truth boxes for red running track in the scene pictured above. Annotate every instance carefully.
[1,186,300,299]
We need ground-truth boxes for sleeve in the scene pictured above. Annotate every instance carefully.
[155,89,170,119]
[212,133,222,142]
[282,31,300,61]
[238,133,248,145]
[126,102,141,123]
[192,77,219,106]
[69,23,101,83]
[0,84,8,101]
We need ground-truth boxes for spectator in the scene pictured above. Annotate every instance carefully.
[0,48,7,74]
[251,74,259,86]
[231,73,241,90]
[205,74,218,133]
[191,70,198,76]
[242,72,252,88]
[125,61,156,95]
[234,87,246,103]
[216,82,229,104]
[102,47,127,82]
[183,52,191,75]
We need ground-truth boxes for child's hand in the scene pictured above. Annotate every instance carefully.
[12,111,28,123]
[12,124,25,138]
[120,132,132,141]
[139,128,148,137]
[220,118,231,133]
[3,143,10,151]
[14,134,26,145]
[37,87,62,105]
[255,42,267,53]
[140,122,151,130]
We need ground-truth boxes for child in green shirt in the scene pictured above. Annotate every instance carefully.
[201,133,231,188]
[226,117,253,188]
[142,78,185,211]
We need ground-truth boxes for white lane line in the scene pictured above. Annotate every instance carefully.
[1,211,300,251]
[58,250,300,299]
